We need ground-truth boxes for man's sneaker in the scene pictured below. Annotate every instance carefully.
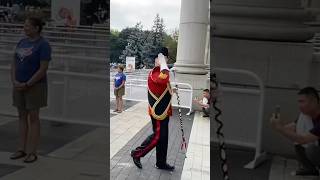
[155,163,175,171]
[291,168,319,176]
[130,150,142,169]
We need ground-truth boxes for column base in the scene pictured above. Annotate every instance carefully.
[173,72,209,98]
[174,63,209,75]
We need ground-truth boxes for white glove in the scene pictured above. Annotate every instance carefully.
[158,53,169,72]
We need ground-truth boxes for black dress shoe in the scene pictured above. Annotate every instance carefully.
[10,150,26,160]
[23,153,38,163]
[130,150,142,169]
[155,163,175,171]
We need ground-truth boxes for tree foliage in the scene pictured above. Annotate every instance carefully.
[110,14,178,67]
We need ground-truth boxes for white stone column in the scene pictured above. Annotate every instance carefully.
[204,24,210,66]
[174,0,210,94]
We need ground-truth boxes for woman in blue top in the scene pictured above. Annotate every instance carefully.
[114,64,126,113]
[10,17,51,163]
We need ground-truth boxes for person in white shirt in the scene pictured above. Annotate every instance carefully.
[193,89,210,117]
[270,87,320,176]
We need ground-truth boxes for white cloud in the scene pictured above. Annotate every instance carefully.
[110,0,181,33]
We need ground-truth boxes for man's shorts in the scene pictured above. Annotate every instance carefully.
[13,83,48,110]
[114,86,125,97]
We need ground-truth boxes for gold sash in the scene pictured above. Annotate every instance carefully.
[148,83,172,120]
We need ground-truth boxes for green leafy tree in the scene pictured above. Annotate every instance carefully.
[140,30,154,66]
[110,29,122,63]
[164,29,178,64]
[150,14,165,56]
[115,14,179,68]
[119,23,144,66]
[139,14,166,67]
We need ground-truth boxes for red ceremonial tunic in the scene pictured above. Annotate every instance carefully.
[147,66,172,120]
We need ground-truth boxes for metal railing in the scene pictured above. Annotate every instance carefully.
[0,22,108,33]
[214,67,267,169]
[0,32,108,43]
[0,22,108,127]
[0,49,106,74]
[0,65,107,127]
[0,23,108,49]
[110,78,193,115]
[0,39,107,50]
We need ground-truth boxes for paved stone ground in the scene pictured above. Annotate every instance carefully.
[0,119,97,155]
[181,112,210,180]
[109,100,139,118]
[0,98,139,179]
[211,144,272,180]
[269,156,320,180]
[0,115,108,180]
[110,108,194,180]
[0,164,24,178]
[110,102,151,158]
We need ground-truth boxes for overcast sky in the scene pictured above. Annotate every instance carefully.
[110,0,181,33]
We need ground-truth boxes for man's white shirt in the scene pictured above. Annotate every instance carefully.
[296,113,318,147]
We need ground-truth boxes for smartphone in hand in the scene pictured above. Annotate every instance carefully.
[274,105,280,118]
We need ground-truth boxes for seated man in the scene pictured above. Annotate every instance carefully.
[270,87,320,176]
[193,89,210,117]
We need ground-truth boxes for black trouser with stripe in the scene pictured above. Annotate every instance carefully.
[132,116,169,166]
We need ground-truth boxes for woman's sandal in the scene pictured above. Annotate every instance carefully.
[23,153,38,163]
[10,150,27,160]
